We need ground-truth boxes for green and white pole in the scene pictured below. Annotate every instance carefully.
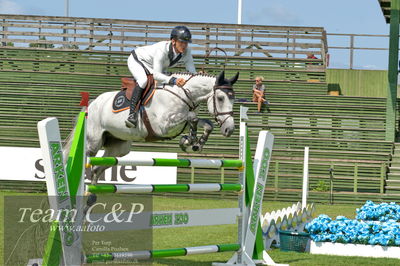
[88,157,243,168]
[86,183,243,194]
[86,244,240,263]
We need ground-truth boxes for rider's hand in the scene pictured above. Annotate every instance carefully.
[176,78,186,87]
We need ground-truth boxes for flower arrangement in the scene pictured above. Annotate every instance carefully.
[305,201,400,246]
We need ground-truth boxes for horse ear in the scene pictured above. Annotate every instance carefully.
[216,71,225,85]
[229,72,239,85]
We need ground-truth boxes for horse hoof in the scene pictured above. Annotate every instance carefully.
[87,194,97,206]
[84,194,97,216]
[83,206,90,216]
[192,144,202,152]
[179,136,191,152]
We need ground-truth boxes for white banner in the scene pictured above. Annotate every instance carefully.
[0,147,177,184]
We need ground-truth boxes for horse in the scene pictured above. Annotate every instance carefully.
[64,70,239,185]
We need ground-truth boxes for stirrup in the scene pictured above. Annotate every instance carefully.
[125,113,138,128]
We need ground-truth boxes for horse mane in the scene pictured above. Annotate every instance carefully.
[171,72,216,78]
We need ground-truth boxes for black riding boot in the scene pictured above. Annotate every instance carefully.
[125,85,144,128]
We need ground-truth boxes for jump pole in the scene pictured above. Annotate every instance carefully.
[85,244,241,263]
[87,157,243,168]
[87,183,243,194]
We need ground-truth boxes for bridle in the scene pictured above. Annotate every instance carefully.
[163,73,235,127]
[211,84,235,127]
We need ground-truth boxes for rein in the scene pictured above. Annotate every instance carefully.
[163,74,197,111]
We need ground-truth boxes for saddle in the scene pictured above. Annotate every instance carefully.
[112,75,156,113]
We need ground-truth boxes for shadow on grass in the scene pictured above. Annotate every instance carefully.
[269,249,313,265]
[152,258,216,266]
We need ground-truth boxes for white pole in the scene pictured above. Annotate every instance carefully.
[237,0,242,24]
[302,147,309,209]
[63,0,69,45]
[65,0,69,17]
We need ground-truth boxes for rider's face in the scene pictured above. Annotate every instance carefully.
[172,40,188,53]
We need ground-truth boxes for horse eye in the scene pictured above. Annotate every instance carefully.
[218,96,224,102]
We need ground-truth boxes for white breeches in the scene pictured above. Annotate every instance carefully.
[127,54,148,88]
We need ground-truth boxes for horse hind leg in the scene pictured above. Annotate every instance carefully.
[85,135,132,214]
[85,131,106,184]
[90,134,132,185]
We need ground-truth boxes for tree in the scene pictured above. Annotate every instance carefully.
[29,37,55,48]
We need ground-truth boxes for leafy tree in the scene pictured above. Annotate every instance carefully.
[29,37,55,48]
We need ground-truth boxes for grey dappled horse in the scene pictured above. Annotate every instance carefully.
[65,71,239,186]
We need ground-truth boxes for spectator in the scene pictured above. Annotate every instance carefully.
[306,53,319,70]
[252,76,268,112]
[307,53,318,59]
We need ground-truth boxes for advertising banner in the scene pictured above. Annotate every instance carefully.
[0,147,177,184]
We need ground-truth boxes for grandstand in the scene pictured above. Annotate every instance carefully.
[0,14,397,203]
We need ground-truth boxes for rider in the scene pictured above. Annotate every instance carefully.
[125,25,197,128]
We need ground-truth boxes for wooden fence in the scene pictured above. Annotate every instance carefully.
[0,14,328,63]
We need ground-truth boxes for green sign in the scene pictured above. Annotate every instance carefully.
[151,212,189,227]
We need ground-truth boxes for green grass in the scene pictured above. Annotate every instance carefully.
[1,192,400,265]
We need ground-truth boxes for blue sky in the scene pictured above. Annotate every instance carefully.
[0,0,392,69]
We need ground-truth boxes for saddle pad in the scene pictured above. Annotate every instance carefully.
[112,90,130,113]
[112,89,156,113]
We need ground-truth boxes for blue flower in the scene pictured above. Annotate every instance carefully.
[356,201,400,222]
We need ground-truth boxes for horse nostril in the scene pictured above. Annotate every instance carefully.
[224,127,233,136]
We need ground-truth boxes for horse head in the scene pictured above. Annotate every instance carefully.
[207,71,239,137]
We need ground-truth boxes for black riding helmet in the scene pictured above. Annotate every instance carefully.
[170,26,192,43]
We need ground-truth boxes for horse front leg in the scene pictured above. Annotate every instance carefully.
[191,118,214,152]
[179,112,199,152]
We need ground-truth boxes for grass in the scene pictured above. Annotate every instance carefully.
[1,192,400,265]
